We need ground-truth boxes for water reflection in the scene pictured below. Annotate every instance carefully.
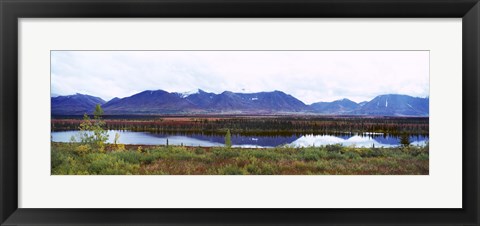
[51,130,428,148]
[291,134,427,148]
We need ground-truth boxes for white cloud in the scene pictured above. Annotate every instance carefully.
[51,51,429,104]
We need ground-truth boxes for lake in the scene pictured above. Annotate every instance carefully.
[51,130,428,148]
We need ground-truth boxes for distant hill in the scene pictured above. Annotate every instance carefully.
[51,93,106,115]
[51,90,429,116]
[310,98,359,114]
[353,94,429,116]
[358,101,368,106]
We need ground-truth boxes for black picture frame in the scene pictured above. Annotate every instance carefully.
[1,0,479,225]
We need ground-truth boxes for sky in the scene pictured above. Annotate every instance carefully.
[51,51,429,104]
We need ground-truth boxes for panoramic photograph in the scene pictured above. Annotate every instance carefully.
[50,51,429,175]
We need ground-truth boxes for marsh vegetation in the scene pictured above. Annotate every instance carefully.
[51,105,429,175]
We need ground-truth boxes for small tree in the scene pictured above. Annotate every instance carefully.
[94,104,104,118]
[225,129,232,148]
[69,135,76,143]
[77,105,109,152]
[166,138,169,147]
[113,132,125,151]
[92,104,108,152]
[78,113,94,144]
[400,133,411,148]
[114,133,120,145]
[68,135,77,149]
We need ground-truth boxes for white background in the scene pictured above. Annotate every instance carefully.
[18,19,462,208]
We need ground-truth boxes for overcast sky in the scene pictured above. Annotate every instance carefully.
[51,51,429,104]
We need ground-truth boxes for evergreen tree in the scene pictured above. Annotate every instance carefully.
[225,129,232,148]
[94,104,104,119]
[400,133,411,147]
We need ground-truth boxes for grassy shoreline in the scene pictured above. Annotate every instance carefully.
[51,142,428,175]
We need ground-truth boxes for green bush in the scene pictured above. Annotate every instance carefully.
[298,148,327,161]
[51,148,66,169]
[219,165,245,175]
[344,151,361,159]
[112,151,142,164]
[325,144,343,153]
[194,148,205,155]
[245,162,276,175]
[212,148,240,159]
[417,153,429,161]
[75,144,91,155]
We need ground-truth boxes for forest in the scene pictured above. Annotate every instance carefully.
[51,115,429,136]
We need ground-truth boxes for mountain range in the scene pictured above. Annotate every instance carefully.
[51,89,429,116]
[51,93,106,115]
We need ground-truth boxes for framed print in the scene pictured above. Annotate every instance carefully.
[49,50,430,176]
[1,0,479,225]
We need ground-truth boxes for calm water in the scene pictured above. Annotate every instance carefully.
[51,130,428,148]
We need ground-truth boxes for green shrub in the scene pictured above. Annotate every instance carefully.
[51,149,67,171]
[219,165,245,175]
[112,151,142,164]
[194,148,205,155]
[344,151,361,159]
[212,148,240,159]
[417,153,429,161]
[314,160,327,171]
[325,144,343,153]
[326,151,346,159]
[246,150,281,160]
[88,154,115,174]
[358,148,384,157]
[244,161,275,175]
[102,160,140,175]
[75,144,91,155]
[298,148,327,161]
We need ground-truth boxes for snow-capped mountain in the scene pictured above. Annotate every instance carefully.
[51,91,429,116]
[100,89,307,114]
[353,94,429,116]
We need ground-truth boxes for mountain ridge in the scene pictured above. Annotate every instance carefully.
[51,90,429,116]
[51,93,106,115]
